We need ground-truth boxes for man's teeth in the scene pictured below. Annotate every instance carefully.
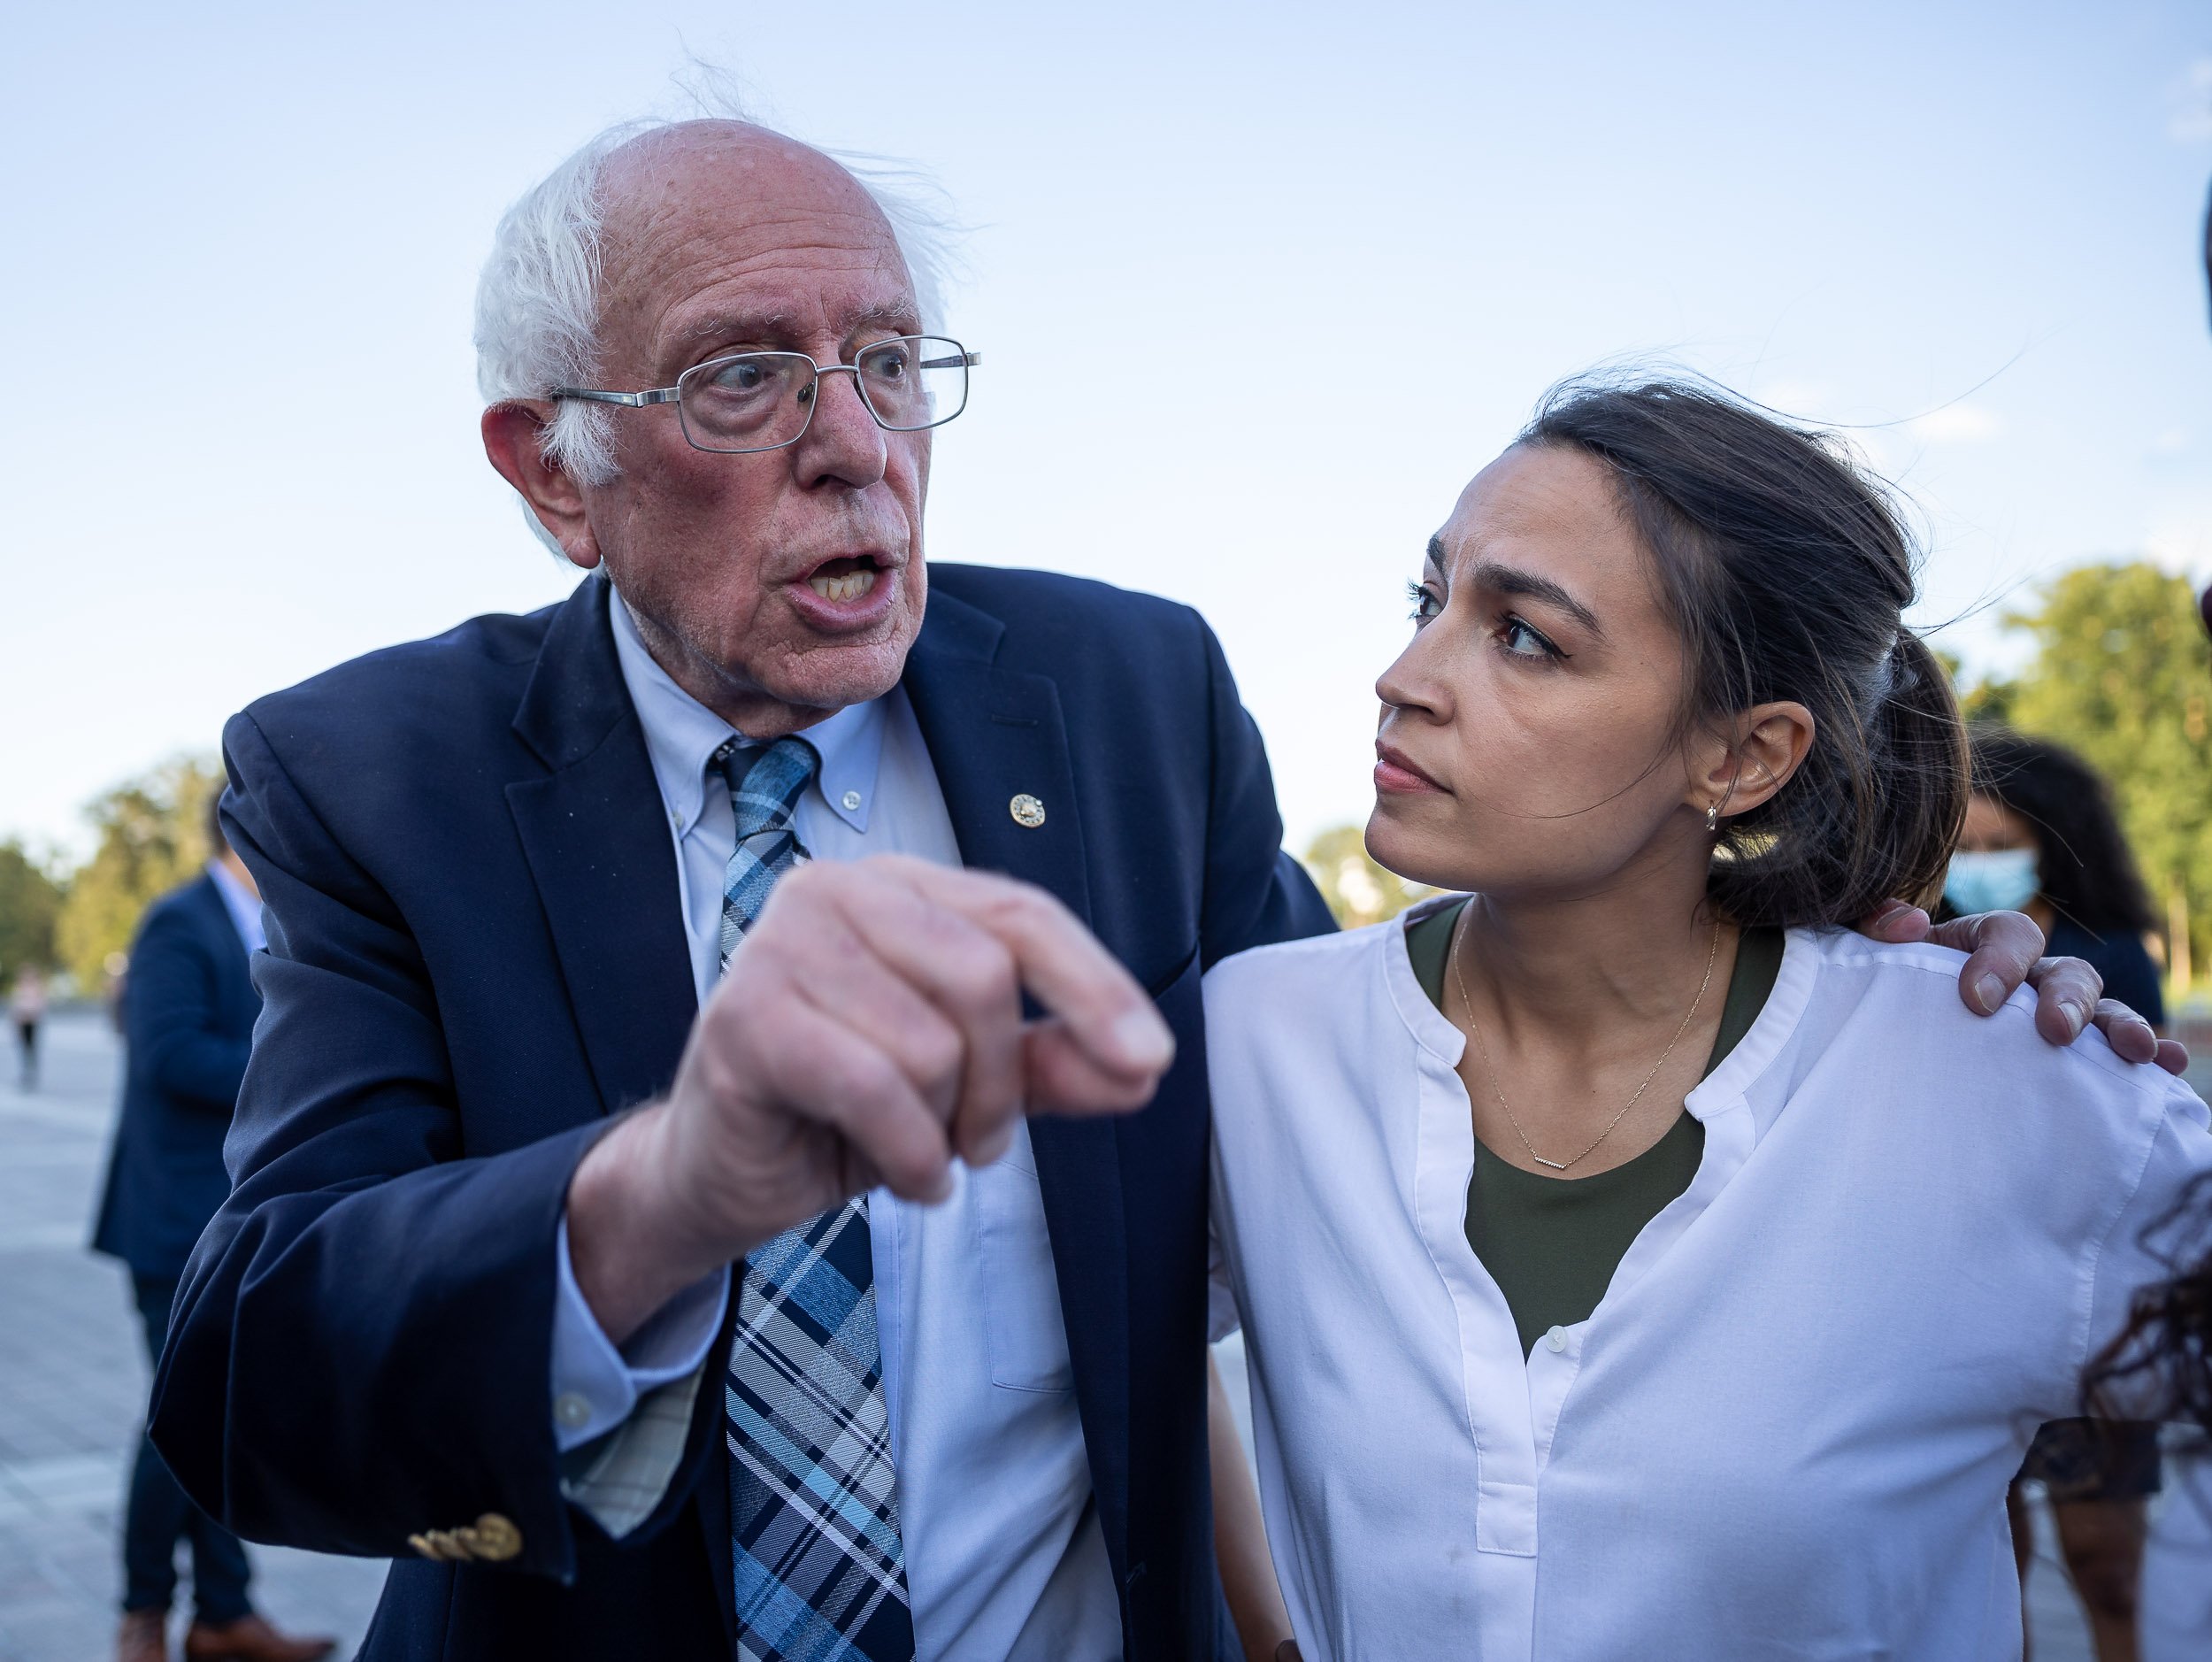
[809,569,879,603]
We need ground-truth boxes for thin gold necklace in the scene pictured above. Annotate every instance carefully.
[1448,906,1722,1173]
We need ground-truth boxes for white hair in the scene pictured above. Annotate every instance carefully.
[472,99,957,521]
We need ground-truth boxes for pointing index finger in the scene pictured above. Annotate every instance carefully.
[875,858,1174,1079]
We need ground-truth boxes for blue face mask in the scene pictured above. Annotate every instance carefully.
[1944,848,2039,916]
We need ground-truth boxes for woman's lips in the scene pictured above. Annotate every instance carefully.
[1373,742,1447,795]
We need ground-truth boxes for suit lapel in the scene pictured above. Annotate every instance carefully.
[903,589,1134,1564]
[505,577,698,1120]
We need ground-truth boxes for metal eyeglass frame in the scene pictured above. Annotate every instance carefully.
[549,335,980,455]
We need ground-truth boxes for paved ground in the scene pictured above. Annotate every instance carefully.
[0,1011,385,1662]
[7,1006,2179,1660]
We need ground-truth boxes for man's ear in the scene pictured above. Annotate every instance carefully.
[1689,702,1816,818]
[482,403,601,570]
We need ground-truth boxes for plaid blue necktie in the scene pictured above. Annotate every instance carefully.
[712,737,916,1662]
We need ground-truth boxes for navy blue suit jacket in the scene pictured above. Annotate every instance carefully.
[93,873,259,1281]
[151,567,1333,1661]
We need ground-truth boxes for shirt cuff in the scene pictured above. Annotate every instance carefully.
[550,1214,728,1451]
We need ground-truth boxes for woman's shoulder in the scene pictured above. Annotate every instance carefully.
[1202,909,1430,1032]
[1205,912,1395,995]
[1792,927,2194,1116]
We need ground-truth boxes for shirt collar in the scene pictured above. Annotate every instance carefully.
[608,581,886,838]
[205,858,265,954]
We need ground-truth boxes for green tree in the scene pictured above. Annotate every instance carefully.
[1302,823,1434,929]
[1955,673,2019,729]
[1939,649,2018,728]
[1999,562,2212,992]
[54,756,225,989]
[0,842,65,981]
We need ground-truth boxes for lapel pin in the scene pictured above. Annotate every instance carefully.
[1010,793,1047,828]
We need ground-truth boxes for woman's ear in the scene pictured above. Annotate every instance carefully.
[1690,703,1816,818]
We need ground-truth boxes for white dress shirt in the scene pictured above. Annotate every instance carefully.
[549,584,1119,1660]
[1205,902,2212,1662]
[205,858,265,954]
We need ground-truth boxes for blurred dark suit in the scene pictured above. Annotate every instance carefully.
[94,869,259,1627]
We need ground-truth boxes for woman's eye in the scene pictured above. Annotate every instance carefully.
[1498,615,1559,659]
[1406,581,1443,625]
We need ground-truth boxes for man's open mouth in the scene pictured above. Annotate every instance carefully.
[804,554,887,604]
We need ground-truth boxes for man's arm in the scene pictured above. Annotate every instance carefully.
[1195,619,1336,965]
[162,712,1174,1573]
[126,905,251,1112]
[151,712,626,1577]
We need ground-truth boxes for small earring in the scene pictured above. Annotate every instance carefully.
[1705,804,1720,834]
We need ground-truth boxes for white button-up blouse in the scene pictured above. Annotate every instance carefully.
[1205,903,2211,1662]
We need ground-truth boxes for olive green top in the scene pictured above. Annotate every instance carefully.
[1405,902,1785,1357]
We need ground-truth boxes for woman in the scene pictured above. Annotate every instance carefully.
[1951,729,2166,1027]
[1953,729,2168,1662]
[1203,379,2211,1660]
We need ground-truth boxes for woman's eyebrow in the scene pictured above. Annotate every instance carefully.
[1464,556,1607,639]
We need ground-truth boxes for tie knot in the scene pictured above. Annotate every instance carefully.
[714,735,819,841]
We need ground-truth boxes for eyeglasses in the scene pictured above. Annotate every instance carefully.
[550,335,979,455]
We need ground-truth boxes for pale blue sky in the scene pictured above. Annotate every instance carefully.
[5,1,2209,860]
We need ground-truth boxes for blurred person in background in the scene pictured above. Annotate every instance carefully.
[1952,729,2165,1027]
[2078,175,2212,1662]
[1955,729,2167,1662]
[10,962,47,1089]
[2087,559,2212,1662]
[90,792,333,1662]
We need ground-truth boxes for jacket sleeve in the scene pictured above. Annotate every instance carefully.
[1194,619,1337,966]
[126,905,251,1112]
[149,711,720,1581]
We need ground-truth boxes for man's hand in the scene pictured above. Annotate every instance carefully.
[1858,902,2188,1074]
[569,856,1174,1343]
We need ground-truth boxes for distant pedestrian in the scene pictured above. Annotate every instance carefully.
[90,790,333,1662]
[1955,727,2168,1662]
[9,965,46,1089]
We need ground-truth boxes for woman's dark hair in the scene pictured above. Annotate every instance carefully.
[2085,1171,2212,1435]
[1966,727,2157,936]
[1523,377,1968,928]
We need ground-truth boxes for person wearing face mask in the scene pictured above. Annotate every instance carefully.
[1953,729,2170,1662]
[1949,730,2167,1034]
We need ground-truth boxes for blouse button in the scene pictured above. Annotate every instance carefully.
[1544,1326,1569,1353]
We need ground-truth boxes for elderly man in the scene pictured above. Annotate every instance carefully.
[151,111,2152,1662]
